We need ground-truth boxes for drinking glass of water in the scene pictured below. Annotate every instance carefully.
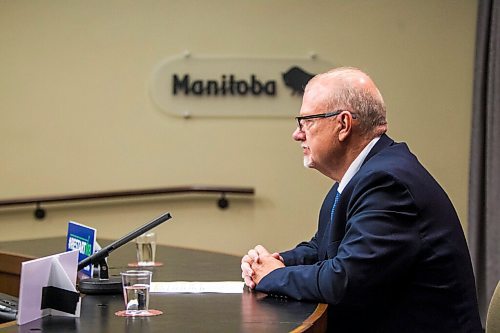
[135,232,156,266]
[120,270,152,315]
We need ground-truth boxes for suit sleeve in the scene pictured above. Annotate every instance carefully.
[256,172,420,306]
[280,234,320,266]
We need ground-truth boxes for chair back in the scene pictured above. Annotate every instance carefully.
[486,280,500,333]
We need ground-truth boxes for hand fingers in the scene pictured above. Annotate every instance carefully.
[271,252,284,263]
[241,254,256,289]
[243,275,255,289]
[241,245,274,289]
[254,244,270,256]
[241,254,252,265]
[247,249,260,263]
[241,260,254,277]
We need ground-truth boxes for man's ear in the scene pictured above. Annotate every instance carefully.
[338,112,353,142]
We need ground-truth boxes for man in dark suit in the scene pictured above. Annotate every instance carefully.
[241,67,482,332]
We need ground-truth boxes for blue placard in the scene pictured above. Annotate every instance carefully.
[66,221,96,277]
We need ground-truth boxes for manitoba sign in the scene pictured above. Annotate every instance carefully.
[150,53,333,118]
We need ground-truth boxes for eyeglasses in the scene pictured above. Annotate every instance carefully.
[295,110,357,131]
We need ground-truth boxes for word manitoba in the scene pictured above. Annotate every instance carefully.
[172,74,276,96]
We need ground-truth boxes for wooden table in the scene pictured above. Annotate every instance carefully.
[0,237,327,332]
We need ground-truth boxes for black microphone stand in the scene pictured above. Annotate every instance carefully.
[78,212,172,294]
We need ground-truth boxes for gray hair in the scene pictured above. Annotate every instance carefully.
[315,67,387,137]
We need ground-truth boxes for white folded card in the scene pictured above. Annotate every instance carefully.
[150,281,244,294]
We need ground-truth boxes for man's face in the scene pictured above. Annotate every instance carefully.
[292,84,339,173]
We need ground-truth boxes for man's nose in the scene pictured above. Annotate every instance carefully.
[292,127,305,141]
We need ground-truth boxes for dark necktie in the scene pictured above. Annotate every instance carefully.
[330,191,340,223]
[322,190,341,260]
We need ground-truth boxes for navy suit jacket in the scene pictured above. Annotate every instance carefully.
[256,135,482,332]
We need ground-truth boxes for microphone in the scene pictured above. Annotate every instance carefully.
[78,212,172,295]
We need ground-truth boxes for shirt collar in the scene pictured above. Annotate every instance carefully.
[337,136,380,194]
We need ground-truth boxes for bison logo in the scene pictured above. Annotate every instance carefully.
[282,66,315,95]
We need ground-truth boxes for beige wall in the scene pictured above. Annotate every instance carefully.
[0,1,477,256]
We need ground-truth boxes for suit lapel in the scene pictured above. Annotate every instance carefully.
[322,134,395,259]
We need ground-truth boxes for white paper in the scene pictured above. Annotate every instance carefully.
[150,281,244,294]
[17,250,80,325]
[47,257,81,318]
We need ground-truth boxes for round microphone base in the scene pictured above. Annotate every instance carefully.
[78,277,122,295]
